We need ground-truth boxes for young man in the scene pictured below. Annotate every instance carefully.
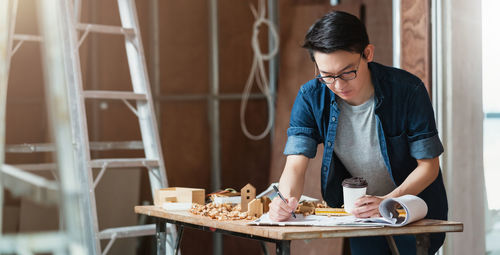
[268,11,448,254]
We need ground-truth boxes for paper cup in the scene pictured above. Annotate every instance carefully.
[342,186,367,213]
[342,177,368,214]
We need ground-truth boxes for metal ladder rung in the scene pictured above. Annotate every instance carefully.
[13,163,57,171]
[6,143,54,153]
[12,161,154,171]
[1,164,59,205]
[98,224,157,239]
[76,23,135,36]
[13,34,42,42]
[89,158,159,168]
[0,232,67,252]
[89,140,144,150]
[83,90,147,100]
[6,141,144,153]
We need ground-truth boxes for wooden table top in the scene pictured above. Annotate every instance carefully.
[135,205,463,240]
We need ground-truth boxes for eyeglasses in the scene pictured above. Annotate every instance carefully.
[316,53,363,85]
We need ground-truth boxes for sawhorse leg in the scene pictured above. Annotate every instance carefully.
[174,225,184,254]
[416,234,430,255]
[386,236,400,255]
[260,241,269,255]
[156,220,166,255]
[276,240,291,255]
[156,219,185,255]
[386,234,430,255]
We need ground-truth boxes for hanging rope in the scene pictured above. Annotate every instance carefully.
[240,0,279,140]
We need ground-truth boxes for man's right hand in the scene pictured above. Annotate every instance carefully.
[268,196,298,221]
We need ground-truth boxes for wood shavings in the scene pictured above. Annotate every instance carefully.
[294,200,350,216]
[190,203,256,221]
[315,201,329,208]
[294,201,316,216]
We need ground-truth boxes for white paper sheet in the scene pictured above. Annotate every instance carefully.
[212,196,241,205]
[249,194,428,227]
[161,202,193,211]
[377,194,428,226]
[250,213,385,226]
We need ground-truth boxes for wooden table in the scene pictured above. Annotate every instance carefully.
[135,206,463,255]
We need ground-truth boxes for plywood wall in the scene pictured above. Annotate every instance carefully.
[401,0,431,93]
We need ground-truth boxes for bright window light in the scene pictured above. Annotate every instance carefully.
[482,0,500,210]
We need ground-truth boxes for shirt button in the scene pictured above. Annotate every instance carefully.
[327,141,332,147]
[323,166,327,171]
[331,116,336,122]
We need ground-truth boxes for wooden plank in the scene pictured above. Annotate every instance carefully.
[135,206,463,241]
[401,0,432,94]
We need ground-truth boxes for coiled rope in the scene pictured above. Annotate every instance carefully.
[240,0,279,140]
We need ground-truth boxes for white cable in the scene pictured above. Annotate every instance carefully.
[240,0,279,140]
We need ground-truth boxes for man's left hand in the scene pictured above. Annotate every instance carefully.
[351,195,384,218]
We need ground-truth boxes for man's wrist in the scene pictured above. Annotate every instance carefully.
[383,188,402,200]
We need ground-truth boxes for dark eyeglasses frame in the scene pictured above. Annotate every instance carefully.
[316,53,363,85]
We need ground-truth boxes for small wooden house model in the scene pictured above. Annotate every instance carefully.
[240,183,256,212]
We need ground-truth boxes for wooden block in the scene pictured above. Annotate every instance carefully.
[164,197,177,202]
[261,196,271,213]
[240,183,256,212]
[248,198,263,218]
[154,187,205,206]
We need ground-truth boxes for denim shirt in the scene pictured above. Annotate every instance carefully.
[284,62,448,221]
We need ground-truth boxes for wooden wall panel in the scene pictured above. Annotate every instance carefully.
[401,0,431,93]
[219,0,259,94]
[364,0,394,66]
[160,101,211,190]
[157,0,210,95]
[152,0,271,254]
[220,100,271,193]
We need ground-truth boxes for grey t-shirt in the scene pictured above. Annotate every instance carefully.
[333,96,396,196]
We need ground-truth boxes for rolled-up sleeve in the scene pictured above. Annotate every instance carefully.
[409,134,444,159]
[284,133,318,158]
[283,88,320,158]
[407,83,444,159]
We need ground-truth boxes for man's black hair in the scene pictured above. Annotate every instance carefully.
[302,11,369,62]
